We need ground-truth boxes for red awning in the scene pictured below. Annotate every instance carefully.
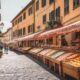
[15,31,42,42]
[36,21,80,39]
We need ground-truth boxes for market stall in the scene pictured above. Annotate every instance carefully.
[37,49,52,62]
[48,50,66,74]
[63,54,80,80]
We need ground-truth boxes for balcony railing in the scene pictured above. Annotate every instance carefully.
[45,16,62,30]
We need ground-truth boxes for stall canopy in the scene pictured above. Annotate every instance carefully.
[7,40,17,45]
[36,21,80,39]
[7,21,80,43]
[15,31,42,42]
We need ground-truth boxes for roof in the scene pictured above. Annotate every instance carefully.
[2,27,12,35]
[11,0,33,22]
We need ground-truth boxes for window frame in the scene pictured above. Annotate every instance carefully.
[36,0,39,11]
[73,0,79,9]
[43,14,46,24]
[64,0,69,15]
[23,12,26,20]
[28,7,33,16]
[49,0,54,4]
[42,0,46,8]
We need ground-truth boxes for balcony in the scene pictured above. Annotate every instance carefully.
[45,16,62,30]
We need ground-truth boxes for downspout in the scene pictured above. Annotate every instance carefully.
[33,0,36,47]
[54,0,56,21]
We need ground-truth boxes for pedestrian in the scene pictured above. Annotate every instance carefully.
[6,47,8,54]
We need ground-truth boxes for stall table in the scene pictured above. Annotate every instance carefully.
[63,54,80,80]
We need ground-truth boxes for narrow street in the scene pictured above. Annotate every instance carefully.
[0,50,60,80]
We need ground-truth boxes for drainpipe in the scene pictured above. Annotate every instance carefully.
[54,0,56,21]
[33,0,35,33]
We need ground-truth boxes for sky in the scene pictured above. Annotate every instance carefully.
[1,0,31,32]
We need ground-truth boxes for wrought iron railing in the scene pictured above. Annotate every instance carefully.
[45,16,63,30]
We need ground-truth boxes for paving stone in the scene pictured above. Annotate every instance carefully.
[0,50,60,80]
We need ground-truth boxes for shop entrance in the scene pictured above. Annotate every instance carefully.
[61,35,68,46]
[46,59,49,67]
[51,64,54,71]
[55,63,59,75]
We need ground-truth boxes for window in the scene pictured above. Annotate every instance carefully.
[15,20,17,25]
[31,24,35,33]
[49,0,54,4]
[23,12,26,20]
[75,32,80,39]
[23,27,26,35]
[28,7,32,15]
[43,14,46,24]
[73,0,79,9]
[49,10,55,20]
[28,24,35,33]
[20,16,22,22]
[42,0,46,7]
[56,7,60,17]
[28,25,31,33]
[36,1,39,11]
[18,29,22,36]
[18,18,19,23]
[64,0,69,15]
[46,38,53,44]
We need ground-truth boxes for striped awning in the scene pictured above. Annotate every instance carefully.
[15,31,42,42]
[36,21,80,39]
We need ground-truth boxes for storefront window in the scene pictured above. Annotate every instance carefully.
[75,32,80,39]
[46,38,53,44]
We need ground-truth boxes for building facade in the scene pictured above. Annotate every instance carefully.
[11,0,80,47]
[12,1,34,40]
[2,28,12,44]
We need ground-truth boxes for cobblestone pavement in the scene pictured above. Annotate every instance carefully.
[0,50,60,80]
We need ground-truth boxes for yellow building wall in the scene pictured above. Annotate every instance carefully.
[12,2,34,40]
[11,0,80,46]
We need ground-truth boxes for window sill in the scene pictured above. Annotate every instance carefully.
[64,12,69,16]
[73,5,80,10]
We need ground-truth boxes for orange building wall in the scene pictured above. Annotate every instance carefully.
[12,1,34,39]
[35,0,55,32]
[34,0,80,32]
[11,0,80,45]
[62,0,80,25]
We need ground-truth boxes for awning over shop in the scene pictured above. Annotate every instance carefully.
[5,40,17,45]
[15,31,42,42]
[36,21,80,39]
[7,21,80,43]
